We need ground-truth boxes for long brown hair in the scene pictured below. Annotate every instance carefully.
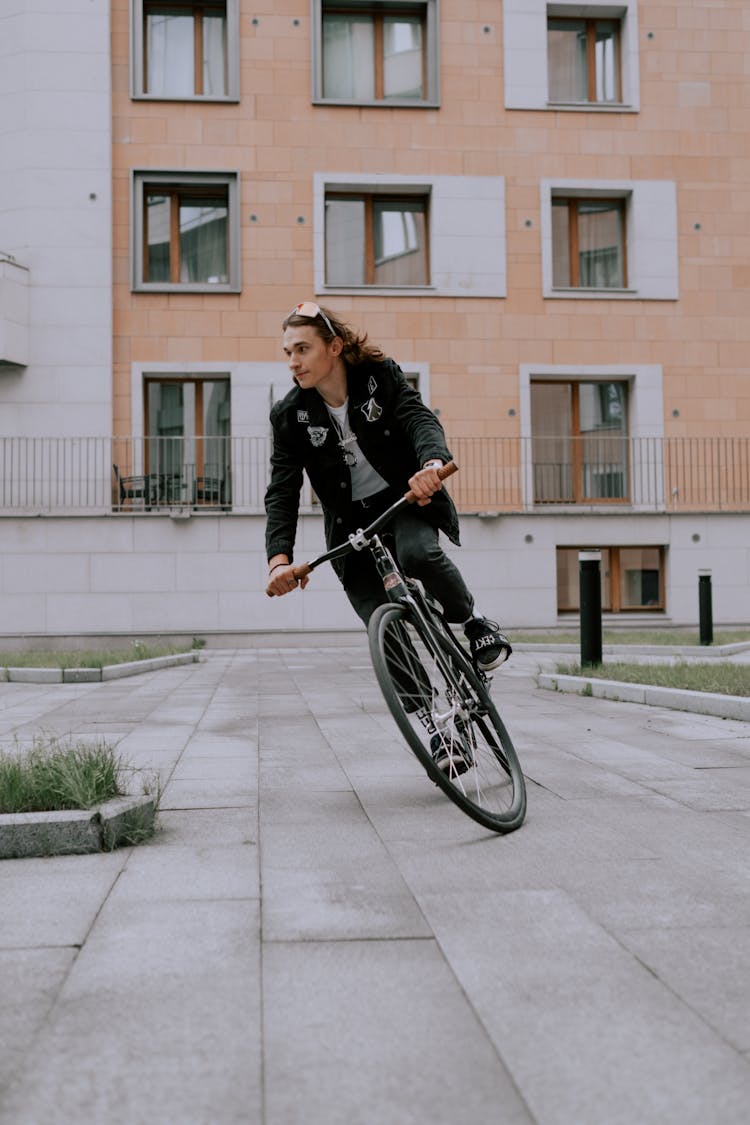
[282,304,385,366]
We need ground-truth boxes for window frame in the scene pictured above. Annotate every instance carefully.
[520,363,666,511]
[131,170,241,294]
[503,0,640,113]
[324,189,431,288]
[531,378,631,506]
[551,194,628,290]
[315,173,507,298]
[546,14,622,106]
[311,0,440,108]
[120,369,232,510]
[131,0,240,102]
[556,546,666,613]
[540,179,679,301]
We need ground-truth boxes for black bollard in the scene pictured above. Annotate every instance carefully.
[698,570,713,646]
[579,550,603,667]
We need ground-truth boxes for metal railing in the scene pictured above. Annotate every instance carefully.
[0,434,749,515]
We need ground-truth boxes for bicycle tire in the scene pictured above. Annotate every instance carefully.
[368,602,526,834]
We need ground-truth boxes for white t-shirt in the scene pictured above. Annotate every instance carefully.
[326,399,389,500]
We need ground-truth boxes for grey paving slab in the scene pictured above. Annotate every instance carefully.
[0,947,75,1095]
[417,888,750,1125]
[170,754,257,781]
[578,797,750,890]
[0,900,261,1125]
[620,925,750,1052]
[644,766,750,811]
[0,852,127,948]
[262,939,532,1125]
[553,856,750,931]
[179,735,255,758]
[156,806,257,848]
[1,643,750,1124]
[115,841,259,903]
[160,776,257,809]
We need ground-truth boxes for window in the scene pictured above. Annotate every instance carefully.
[552,196,626,289]
[503,1,639,112]
[132,1,239,100]
[547,16,621,104]
[540,179,679,301]
[325,192,429,287]
[144,376,231,507]
[316,174,506,297]
[557,547,665,613]
[313,0,439,106]
[531,380,629,504]
[132,172,240,292]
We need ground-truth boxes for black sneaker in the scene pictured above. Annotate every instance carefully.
[464,617,512,671]
[430,727,471,777]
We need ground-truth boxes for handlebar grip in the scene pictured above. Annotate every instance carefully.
[265,560,313,597]
[404,459,458,504]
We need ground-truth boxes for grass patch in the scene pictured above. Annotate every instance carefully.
[515,628,750,646]
[556,660,750,697]
[0,736,128,814]
[0,639,194,670]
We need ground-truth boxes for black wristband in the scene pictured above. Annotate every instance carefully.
[268,562,288,575]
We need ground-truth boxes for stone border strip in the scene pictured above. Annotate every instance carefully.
[538,672,750,722]
[518,641,750,659]
[0,651,199,684]
[0,794,158,860]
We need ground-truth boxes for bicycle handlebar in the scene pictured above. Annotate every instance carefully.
[266,461,458,595]
[403,458,458,502]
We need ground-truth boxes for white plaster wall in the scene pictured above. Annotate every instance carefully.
[0,0,112,436]
[0,512,748,638]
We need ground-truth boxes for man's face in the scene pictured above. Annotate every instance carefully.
[282,324,341,391]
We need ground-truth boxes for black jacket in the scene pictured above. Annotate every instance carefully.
[265,357,460,570]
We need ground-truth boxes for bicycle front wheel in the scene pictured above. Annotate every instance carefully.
[368,602,526,834]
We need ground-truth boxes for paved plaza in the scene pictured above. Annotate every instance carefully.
[1,641,749,1124]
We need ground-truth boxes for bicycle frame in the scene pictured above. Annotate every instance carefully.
[278,461,471,700]
[270,461,527,834]
[367,530,481,707]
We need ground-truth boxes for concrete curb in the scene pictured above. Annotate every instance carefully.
[538,672,750,721]
[0,793,158,860]
[4,651,199,684]
[517,641,750,658]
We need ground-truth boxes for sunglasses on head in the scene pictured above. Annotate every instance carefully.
[288,302,336,337]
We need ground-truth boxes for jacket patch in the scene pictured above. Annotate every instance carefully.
[297,410,309,423]
[368,376,377,395]
[307,426,328,448]
[361,396,383,422]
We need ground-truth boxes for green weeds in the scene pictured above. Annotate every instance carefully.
[515,628,750,646]
[0,640,188,670]
[1,736,127,814]
[556,660,750,697]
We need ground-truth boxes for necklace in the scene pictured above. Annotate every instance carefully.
[328,403,357,467]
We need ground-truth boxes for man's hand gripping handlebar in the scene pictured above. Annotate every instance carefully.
[265,461,458,598]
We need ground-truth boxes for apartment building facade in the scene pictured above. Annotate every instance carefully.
[0,0,748,638]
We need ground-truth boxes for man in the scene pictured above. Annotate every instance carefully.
[265,302,511,679]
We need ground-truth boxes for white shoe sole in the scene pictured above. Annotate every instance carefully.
[476,646,511,671]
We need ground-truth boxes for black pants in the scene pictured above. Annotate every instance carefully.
[342,493,474,627]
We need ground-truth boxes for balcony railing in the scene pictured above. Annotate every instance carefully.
[0,434,749,515]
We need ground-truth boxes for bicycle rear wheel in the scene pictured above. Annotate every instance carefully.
[368,602,526,834]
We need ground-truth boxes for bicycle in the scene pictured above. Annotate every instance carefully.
[266,462,527,834]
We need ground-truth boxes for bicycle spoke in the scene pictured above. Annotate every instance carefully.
[369,603,526,834]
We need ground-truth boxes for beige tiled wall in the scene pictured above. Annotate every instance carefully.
[111,0,750,439]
